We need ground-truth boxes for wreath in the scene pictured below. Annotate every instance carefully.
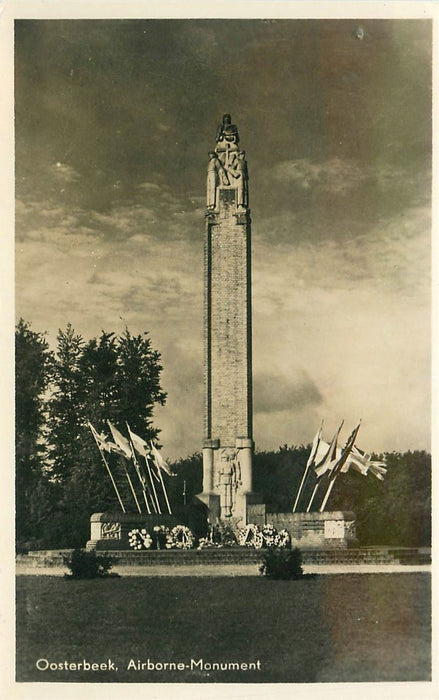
[128,528,152,550]
[261,524,277,548]
[238,524,264,549]
[169,525,195,550]
[274,528,291,549]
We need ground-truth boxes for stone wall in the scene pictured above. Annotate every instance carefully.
[247,505,357,549]
[87,512,177,550]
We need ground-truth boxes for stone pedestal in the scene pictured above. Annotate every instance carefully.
[247,506,357,548]
[86,512,177,550]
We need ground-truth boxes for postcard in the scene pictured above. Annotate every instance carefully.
[3,2,437,699]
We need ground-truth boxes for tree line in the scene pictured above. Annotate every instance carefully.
[16,319,166,549]
[16,319,431,550]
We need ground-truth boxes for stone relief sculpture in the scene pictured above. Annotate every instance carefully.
[216,448,242,517]
[207,114,248,210]
[101,522,122,539]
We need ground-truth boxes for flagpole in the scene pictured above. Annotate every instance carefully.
[123,461,143,514]
[106,421,142,513]
[293,462,310,513]
[125,422,157,513]
[88,423,126,514]
[125,428,153,515]
[319,476,337,513]
[318,421,361,513]
[293,420,323,513]
[306,483,319,513]
[151,442,172,514]
[157,466,172,514]
[144,455,162,514]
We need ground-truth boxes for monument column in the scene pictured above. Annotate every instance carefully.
[197,114,259,524]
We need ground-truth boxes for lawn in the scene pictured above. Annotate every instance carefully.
[16,573,431,683]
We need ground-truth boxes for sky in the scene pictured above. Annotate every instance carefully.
[14,18,432,459]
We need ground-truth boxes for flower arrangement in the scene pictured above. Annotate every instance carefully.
[197,537,219,549]
[238,523,264,549]
[261,524,277,547]
[274,528,291,549]
[128,528,153,550]
[152,525,172,550]
[168,525,195,550]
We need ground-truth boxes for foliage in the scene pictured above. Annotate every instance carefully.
[253,445,309,512]
[259,547,303,580]
[15,319,54,545]
[328,450,431,546]
[16,320,167,550]
[63,548,117,579]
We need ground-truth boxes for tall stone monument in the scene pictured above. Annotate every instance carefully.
[197,114,259,524]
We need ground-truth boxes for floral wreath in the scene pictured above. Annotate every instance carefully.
[274,529,291,549]
[128,528,152,550]
[261,524,277,548]
[169,525,195,550]
[238,523,264,549]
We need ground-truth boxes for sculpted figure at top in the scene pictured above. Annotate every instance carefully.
[207,114,248,210]
[216,113,240,147]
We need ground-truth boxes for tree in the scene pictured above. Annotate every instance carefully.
[45,324,85,481]
[112,329,167,439]
[15,319,53,546]
[42,325,167,546]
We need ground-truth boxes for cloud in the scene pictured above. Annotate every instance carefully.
[271,157,367,194]
[137,182,162,192]
[53,162,81,183]
[253,203,430,299]
[254,371,323,414]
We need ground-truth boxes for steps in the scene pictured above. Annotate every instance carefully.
[16,546,431,569]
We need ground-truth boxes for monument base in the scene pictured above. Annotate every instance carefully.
[86,511,177,551]
[247,506,357,548]
[196,490,262,525]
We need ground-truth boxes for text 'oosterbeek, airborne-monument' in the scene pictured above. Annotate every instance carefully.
[197,115,261,524]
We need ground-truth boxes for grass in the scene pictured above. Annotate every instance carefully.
[16,573,431,683]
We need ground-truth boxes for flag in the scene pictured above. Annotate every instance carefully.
[369,463,387,480]
[126,424,151,458]
[314,421,344,479]
[340,445,370,475]
[306,423,323,468]
[340,445,387,478]
[88,422,125,455]
[150,442,173,476]
[107,421,132,459]
[330,421,362,479]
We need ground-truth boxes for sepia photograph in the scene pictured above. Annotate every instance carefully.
[6,2,435,695]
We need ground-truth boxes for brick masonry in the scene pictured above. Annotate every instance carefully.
[205,192,252,444]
